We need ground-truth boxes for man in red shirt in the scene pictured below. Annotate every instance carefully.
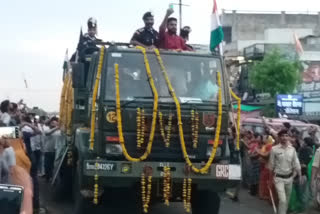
[159,8,192,51]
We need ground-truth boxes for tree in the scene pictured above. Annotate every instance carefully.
[249,49,301,97]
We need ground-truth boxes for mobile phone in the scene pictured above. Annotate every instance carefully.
[0,126,19,139]
[0,184,24,214]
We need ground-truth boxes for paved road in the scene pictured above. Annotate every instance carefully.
[39,179,318,214]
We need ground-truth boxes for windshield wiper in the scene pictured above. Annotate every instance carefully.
[121,96,153,107]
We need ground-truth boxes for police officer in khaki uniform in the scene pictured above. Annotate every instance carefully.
[130,12,159,48]
[269,129,302,214]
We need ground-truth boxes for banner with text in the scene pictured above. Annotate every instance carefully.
[276,94,303,116]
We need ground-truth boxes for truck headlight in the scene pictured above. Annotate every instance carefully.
[105,144,123,155]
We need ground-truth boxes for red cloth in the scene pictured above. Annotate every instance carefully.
[259,143,278,205]
[248,141,259,154]
[159,28,191,50]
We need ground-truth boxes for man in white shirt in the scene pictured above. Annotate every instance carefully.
[31,115,47,176]
[44,117,61,182]
[0,100,11,126]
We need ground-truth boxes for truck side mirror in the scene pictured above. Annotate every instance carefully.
[72,63,86,88]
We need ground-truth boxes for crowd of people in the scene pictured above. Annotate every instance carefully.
[236,118,320,213]
[0,99,61,214]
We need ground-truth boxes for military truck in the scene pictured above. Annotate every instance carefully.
[55,43,241,214]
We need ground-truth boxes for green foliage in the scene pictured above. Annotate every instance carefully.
[261,104,276,117]
[249,49,301,97]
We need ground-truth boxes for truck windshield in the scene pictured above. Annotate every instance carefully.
[105,51,224,103]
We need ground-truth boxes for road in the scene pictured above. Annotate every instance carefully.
[39,179,272,214]
[39,179,318,214]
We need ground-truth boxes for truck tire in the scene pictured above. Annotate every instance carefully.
[102,186,143,214]
[52,168,73,201]
[192,190,220,214]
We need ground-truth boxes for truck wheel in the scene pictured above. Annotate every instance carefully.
[102,186,143,214]
[192,190,220,214]
[52,168,73,201]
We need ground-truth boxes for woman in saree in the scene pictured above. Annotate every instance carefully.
[289,137,314,213]
[257,135,277,202]
[247,133,263,196]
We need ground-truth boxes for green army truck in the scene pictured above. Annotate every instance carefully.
[54,43,241,214]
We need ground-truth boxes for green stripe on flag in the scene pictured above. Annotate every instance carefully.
[210,26,224,51]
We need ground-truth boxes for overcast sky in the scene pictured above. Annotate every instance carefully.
[0,0,320,111]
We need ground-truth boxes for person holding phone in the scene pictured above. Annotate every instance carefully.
[0,137,32,214]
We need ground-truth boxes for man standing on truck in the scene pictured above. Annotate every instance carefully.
[180,26,193,50]
[269,129,302,214]
[130,12,159,48]
[77,17,102,57]
[159,8,192,51]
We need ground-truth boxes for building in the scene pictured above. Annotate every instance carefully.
[221,10,320,57]
[221,10,320,122]
[298,35,320,121]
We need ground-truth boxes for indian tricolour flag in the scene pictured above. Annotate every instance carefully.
[210,0,224,53]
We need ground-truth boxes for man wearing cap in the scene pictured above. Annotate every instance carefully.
[269,129,302,214]
[130,12,159,48]
[159,8,192,51]
[180,26,193,50]
[78,17,102,56]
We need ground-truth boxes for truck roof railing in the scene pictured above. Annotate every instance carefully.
[95,41,133,48]
[91,41,220,55]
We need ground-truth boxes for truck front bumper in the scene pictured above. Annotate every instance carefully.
[81,160,241,190]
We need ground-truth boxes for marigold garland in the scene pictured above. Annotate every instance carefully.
[141,109,146,145]
[137,108,141,147]
[136,108,146,148]
[230,89,241,150]
[89,46,105,150]
[59,74,68,129]
[163,166,171,206]
[158,112,173,148]
[93,159,100,205]
[141,173,152,213]
[182,178,192,212]
[114,46,159,162]
[65,74,74,136]
[191,110,199,149]
[154,49,223,174]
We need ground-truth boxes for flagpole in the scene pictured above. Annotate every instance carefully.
[179,0,182,30]
[219,43,223,56]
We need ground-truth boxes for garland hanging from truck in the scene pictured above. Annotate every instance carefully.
[114,46,159,162]
[154,48,223,174]
[89,46,105,150]
[230,89,241,150]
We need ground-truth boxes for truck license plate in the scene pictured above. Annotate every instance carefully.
[85,162,116,171]
[215,165,229,179]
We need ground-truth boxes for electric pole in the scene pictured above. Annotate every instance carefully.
[171,0,189,30]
